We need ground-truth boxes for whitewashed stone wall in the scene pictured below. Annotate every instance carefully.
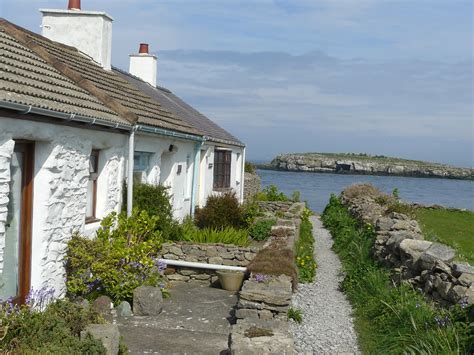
[0,138,14,273]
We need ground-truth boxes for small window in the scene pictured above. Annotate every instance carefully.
[213,149,231,189]
[86,150,99,223]
[134,152,152,172]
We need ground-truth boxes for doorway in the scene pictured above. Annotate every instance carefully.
[1,142,34,304]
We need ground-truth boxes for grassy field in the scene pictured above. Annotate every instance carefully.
[415,208,474,265]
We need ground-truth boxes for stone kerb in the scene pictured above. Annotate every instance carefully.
[160,242,259,282]
[341,187,474,306]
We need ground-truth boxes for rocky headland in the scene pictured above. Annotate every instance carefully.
[262,153,473,180]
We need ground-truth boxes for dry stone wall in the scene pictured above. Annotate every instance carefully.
[243,172,261,202]
[341,187,474,307]
[160,242,259,282]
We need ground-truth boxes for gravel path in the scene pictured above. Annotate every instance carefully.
[290,215,360,354]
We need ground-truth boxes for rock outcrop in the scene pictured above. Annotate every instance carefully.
[267,153,473,180]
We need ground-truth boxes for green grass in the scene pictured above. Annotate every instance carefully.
[180,224,250,247]
[294,209,317,283]
[321,195,473,354]
[415,208,474,264]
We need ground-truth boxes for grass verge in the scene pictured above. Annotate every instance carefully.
[295,208,317,283]
[414,208,474,265]
[321,194,473,354]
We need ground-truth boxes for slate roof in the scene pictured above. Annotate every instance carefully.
[115,68,244,147]
[0,19,201,135]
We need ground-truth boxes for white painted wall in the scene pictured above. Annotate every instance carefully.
[134,134,195,220]
[129,55,157,87]
[40,9,113,70]
[0,117,127,296]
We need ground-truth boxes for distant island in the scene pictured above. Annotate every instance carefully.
[257,153,473,180]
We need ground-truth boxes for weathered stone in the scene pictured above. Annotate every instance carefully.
[437,281,452,300]
[433,261,452,275]
[167,274,190,282]
[458,273,474,287]
[386,231,414,251]
[133,286,163,316]
[206,247,219,257]
[420,243,455,270]
[391,220,412,231]
[465,285,474,304]
[453,263,474,277]
[239,276,292,306]
[424,279,434,293]
[229,319,294,355]
[163,253,179,260]
[208,256,224,264]
[92,295,113,321]
[449,285,467,303]
[236,308,259,319]
[183,255,199,262]
[238,298,263,310]
[192,273,211,280]
[258,310,273,320]
[376,217,394,231]
[244,252,256,261]
[178,268,195,276]
[117,301,132,317]
[81,324,120,355]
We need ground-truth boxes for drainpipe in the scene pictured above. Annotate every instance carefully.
[127,129,136,217]
[159,258,246,272]
[190,141,203,216]
[240,147,246,203]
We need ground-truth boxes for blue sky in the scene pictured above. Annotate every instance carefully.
[1,0,472,167]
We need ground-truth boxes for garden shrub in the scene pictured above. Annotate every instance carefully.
[242,201,262,226]
[321,195,473,354]
[195,192,245,229]
[123,183,181,240]
[66,210,166,303]
[0,290,105,353]
[256,184,288,201]
[244,162,256,174]
[249,219,276,241]
[341,183,383,201]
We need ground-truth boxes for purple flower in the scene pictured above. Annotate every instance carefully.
[156,260,167,274]
[25,286,55,310]
[254,274,268,283]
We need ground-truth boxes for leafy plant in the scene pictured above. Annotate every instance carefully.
[66,210,166,303]
[123,183,181,240]
[0,291,105,353]
[180,226,250,246]
[249,219,276,241]
[245,162,256,174]
[242,201,262,226]
[287,307,303,323]
[321,195,473,354]
[195,192,245,229]
[256,184,288,201]
[294,209,317,283]
[291,190,301,202]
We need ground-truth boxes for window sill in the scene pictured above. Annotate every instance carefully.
[85,217,100,225]
[213,187,232,193]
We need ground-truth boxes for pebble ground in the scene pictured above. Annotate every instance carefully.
[290,216,360,354]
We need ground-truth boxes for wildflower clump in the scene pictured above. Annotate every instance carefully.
[294,208,317,282]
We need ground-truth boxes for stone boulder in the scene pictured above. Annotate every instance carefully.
[239,275,292,307]
[117,301,132,317]
[133,286,163,316]
[81,324,120,355]
[92,295,113,322]
[452,263,474,277]
[419,243,456,270]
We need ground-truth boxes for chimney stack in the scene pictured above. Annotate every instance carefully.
[40,1,113,70]
[129,43,157,87]
[67,0,81,10]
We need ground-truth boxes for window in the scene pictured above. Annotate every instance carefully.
[134,151,152,184]
[86,150,99,222]
[213,149,231,189]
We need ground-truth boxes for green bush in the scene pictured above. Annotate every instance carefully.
[244,162,255,174]
[256,185,288,201]
[0,294,105,353]
[66,210,166,303]
[321,195,473,354]
[123,183,181,240]
[195,192,245,229]
[180,225,250,246]
[295,209,317,282]
[249,219,276,241]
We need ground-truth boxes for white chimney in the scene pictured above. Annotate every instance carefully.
[40,0,113,70]
[129,43,157,87]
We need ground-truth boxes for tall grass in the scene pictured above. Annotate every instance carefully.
[294,209,317,283]
[180,221,250,247]
[321,195,473,354]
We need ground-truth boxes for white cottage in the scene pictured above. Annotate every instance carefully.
[0,1,245,303]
